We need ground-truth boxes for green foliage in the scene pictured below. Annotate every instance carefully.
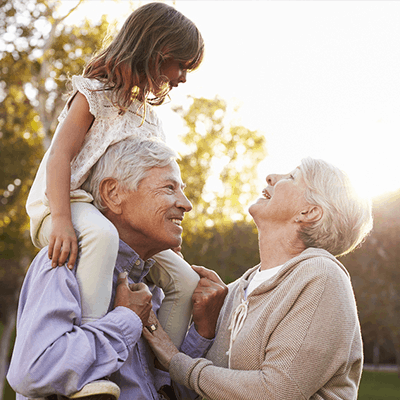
[358,370,400,400]
[183,220,260,284]
[175,97,266,282]
[0,3,112,397]
[0,0,110,295]
[176,97,266,235]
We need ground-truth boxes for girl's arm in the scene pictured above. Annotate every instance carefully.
[46,92,94,269]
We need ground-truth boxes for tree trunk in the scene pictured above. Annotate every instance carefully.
[372,340,380,369]
[393,331,400,378]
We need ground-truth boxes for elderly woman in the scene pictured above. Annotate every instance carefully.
[143,157,373,400]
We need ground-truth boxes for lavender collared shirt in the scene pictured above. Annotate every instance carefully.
[7,240,212,400]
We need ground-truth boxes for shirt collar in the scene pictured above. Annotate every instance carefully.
[116,239,155,283]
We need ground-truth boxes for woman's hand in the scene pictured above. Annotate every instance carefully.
[48,217,78,270]
[142,310,179,371]
[191,265,228,339]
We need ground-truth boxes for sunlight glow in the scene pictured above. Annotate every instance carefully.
[58,0,400,199]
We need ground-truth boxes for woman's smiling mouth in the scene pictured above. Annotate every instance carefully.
[262,189,271,199]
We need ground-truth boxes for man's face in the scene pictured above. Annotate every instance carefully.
[117,161,192,260]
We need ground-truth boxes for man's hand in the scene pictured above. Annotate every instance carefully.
[114,272,153,325]
[191,265,228,339]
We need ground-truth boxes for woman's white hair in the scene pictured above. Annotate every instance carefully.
[298,157,373,257]
[82,137,178,210]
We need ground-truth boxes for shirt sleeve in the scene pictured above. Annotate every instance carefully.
[180,324,214,358]
[7,251,142,398]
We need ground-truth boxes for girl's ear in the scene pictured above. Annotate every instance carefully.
[99,178,123,215]
[298,205,323,223]
[149,53,163,75]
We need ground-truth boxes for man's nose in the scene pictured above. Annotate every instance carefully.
[177,192,192,212]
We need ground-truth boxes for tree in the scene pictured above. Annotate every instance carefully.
[1,2,268,397]
[176,97,267,282]
[0,1,110,397]
[343,189,400,372]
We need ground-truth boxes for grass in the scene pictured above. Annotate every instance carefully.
[358,370,400,400]
[3,368,399,400]
[3,380,15,400]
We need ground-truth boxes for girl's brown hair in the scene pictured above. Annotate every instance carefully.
[83,2,204,114]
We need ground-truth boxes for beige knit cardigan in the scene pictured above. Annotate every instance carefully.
[171,248,363,400]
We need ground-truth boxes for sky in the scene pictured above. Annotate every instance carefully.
[60,0,400,199]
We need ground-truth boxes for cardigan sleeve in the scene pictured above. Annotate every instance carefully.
[170,259,362,400]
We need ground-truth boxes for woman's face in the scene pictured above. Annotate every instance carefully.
[249,167,310,226]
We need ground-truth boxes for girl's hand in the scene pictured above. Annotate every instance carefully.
[171,246,183,259]
[142,310,179,371]
[48,217,78,270]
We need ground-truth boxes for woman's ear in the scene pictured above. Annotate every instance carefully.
[298,205,323,223]
[99,178,123,215]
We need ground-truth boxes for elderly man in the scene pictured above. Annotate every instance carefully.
[7,137,227,400]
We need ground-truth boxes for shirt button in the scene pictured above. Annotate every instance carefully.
[135,260,140,266]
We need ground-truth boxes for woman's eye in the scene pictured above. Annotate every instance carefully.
[289,174,295,180]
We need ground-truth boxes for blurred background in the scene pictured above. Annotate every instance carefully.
[0,1,399,399]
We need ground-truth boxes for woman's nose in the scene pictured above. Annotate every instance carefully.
[266,174,281,186]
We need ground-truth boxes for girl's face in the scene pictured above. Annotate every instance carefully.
[159,59,187,89]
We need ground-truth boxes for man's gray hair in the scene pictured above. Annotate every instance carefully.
[298,157,373,257]
[82,137,178,210]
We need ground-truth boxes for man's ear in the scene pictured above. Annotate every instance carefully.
[298,205,323,223]
[99,178,123,215]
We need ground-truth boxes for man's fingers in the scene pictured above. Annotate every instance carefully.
[130,282,151,293]
[116,271,128,287]
[116,276,151,297]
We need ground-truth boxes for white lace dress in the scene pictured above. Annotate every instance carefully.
[26,75,165,247]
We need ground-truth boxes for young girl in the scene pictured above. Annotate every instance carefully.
[26,2,204,349]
